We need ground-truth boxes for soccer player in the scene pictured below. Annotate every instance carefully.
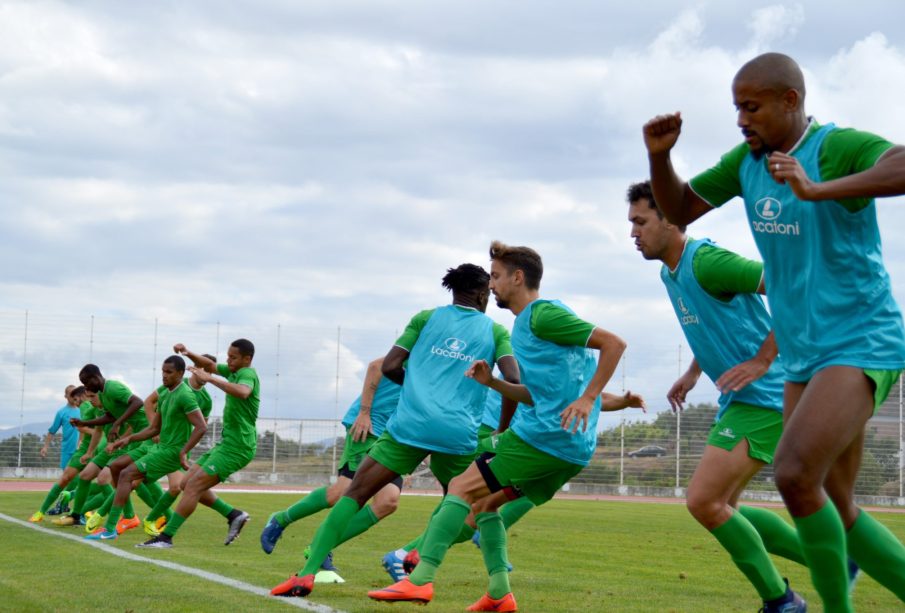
[628,180,806,611]
[643,52,905,611]
[85,355,207,541]
[369,241,626,611]
[270,263,519,599]
[261,357,403,573]
[40,385,81,472]
[138,339,260,549]
[29,387,99,522]
[54,364,148,528]
[140,355,215,536]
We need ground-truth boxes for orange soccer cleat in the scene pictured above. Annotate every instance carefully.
[467,592,518,612]
[368,577,433,603]
[271,574,314,598]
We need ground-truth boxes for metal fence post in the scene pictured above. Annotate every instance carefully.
[330,326,341,478]
[15,311,29,475]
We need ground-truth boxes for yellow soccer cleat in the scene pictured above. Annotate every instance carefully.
[142,518,160,537]
[28,511,44,523]
[86,512,105,533]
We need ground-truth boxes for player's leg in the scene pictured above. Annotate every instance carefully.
[32,466,80,521]
[774,367,871,613]
[824,372,905,601]
[686,441,800,608]
[160,464,219,542]
[56,461,101,525]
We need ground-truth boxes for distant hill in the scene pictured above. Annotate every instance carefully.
[0,422,51,439]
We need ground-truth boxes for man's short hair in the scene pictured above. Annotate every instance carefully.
[441,264,490,294]
[163,355,186,372]
[231,339,255,359]
[70,385,86,398]
[626,180,686,232]
[489,241,543,290]
[79,364,102,379]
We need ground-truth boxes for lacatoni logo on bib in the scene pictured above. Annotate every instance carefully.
[677,297,699,326]
[431,337,475,361]
[752,197,799,236]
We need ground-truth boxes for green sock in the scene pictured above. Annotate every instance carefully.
[210,497,234,519]
[409,494,471,586]
[71,478,91,515]
[104,505,124,532]
[97,491,115,517]
[147,492,177,522]
[84,484,114,514]
[500,496,535,529]
[846,509,905,600]
[278,487,329,527]
[336,504,379,546]
[710,511,786,600]
[39,484,64,513]
[453,523,476,545]
[136,482,161,510]
[123,495,135,519]
[476,512,511,599]
[402,498,445,552]
[299,496,360,576]
[163,511,187,537]
[738,505,806,565]
[792,501,852,613]
[63,479,78,493]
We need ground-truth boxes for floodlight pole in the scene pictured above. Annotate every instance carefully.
[619,354,626,487]
[676,345,682,490]
[272,324,281,475]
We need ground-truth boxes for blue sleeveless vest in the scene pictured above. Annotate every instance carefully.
[510,300,601,466]
[660,238,784,418]
[341,377,402,437]
[739,123,905,380]
[386,305,496,454]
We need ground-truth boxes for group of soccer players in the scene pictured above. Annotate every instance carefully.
[30,340,261,550]
[31,51,905,612]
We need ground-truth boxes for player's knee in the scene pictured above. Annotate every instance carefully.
[371,495,399,519]
[685,491,722,526]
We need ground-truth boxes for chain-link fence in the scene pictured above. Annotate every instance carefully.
[2,309,904,505]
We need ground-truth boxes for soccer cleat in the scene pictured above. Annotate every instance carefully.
[136,535,173,549]
[760,580,807,613]
[314,553,345,584]
[403,548,420,574]
[142,519,161,537]
[86,512,105,532]
[47,501,64,516]
[225,510,250,545]
[368,578,433,603]
[271,574,315,598]
[467,592,518,612]
[848,558,861,592]
[84,528,118,541]
[260,513,285,554]
[155,516,167,531]
[52,514,84,526]
[28,511,44,523]
[382,549,408,582]
[117,516,141,534]
[472,529,481,548]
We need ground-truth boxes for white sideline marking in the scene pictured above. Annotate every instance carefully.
[0,512,346,613]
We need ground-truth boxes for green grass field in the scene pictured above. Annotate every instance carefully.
[1,491,903,612]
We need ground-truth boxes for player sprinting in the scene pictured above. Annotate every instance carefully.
[369,241,626,611]
[628,180,807,611]
[270,263,519,599]
[138,339,259,548]
[84,355,207,541]
[643,52,905,611]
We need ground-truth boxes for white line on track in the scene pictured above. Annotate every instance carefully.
[0,512,346,613]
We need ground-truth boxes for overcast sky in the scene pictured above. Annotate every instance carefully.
[3,1,905,431]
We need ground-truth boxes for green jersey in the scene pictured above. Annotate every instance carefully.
[216,363,260,450]
[530,302,596,347]
[689,121,894,213]
[185,378,213,419]
[74,401,101,455]
[155,381,202,450]
[690,241,763,302]
[98,379,148,434]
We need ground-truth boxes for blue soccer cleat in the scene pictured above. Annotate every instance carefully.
[761,579,807,613]
[847,558,860,592]
[472,530,481,548]
[85,528,117,541]
[260,512,284,554]
[382,549,408,582]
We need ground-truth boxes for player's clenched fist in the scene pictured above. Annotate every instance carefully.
[643,112,683,155]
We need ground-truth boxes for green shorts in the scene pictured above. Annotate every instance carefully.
[477,424,495,446]
[706,402,783,464]
[367,431,475,487]
[135,445,183,481]
[478,430,583,506]
[338,428,378,476]
[197,442,255,481]
[865,369,902,412]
